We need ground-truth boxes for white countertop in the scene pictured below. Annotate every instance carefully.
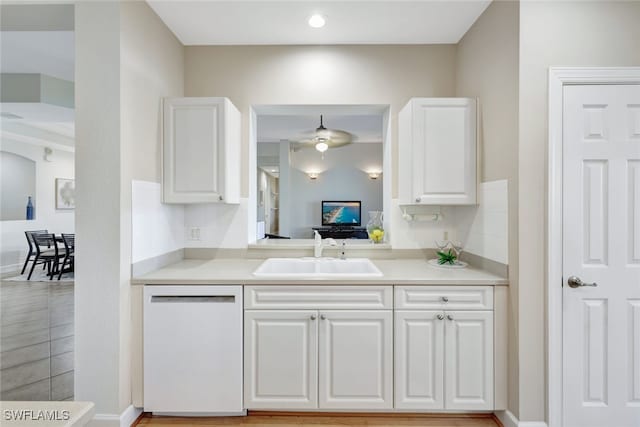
[132,258,508,285]
[0,401,94,427]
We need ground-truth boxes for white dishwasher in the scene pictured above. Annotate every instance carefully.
[143,285,244,415]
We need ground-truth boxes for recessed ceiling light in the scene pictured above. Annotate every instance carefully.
[308,14,326,28]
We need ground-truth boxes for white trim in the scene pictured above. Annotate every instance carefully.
[495,410,519,427]
[547,67,640,427]
[495,410,548,427]
[90,405,142,427]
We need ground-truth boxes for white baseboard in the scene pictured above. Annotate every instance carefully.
[90,405,142,427]
[495,410,547,427]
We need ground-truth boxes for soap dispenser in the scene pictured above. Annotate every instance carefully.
[314,230,322,258]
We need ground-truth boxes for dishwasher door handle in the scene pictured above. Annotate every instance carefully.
[150,295,236,303]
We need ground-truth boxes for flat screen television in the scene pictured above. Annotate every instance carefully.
[321,201,361,227]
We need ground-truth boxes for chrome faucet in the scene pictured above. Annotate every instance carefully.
[314,230,337,258]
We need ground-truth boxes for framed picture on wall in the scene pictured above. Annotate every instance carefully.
[56,178,75,210]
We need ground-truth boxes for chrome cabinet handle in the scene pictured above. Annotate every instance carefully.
[310,314,317,320]
[567,276,598,288]
[446,314,454,321]
[437,314,444,320]
[320,314,326,320]
[441,296,449,302]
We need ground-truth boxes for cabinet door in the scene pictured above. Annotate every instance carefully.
[394,310,445,409]
[412,98,477,205]
[444,310,493,410]
[244,310,318,409]
[319,310,393,409]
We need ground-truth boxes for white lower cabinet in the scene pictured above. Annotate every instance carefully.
[244,310,318,409]
[395,309,494,411]
[244,285,496,413]
[444,311,493,410]
[319,311,393,409]
[394,311,445,409]
[243,286,393,411]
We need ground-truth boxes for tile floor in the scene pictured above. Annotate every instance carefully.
[0,277,74,400]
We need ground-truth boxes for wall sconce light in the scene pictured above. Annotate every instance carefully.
[308,172,319,180]
[368,172,381,180]
[43,147,53,162]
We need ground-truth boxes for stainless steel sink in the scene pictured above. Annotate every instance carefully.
[253,258,383,278]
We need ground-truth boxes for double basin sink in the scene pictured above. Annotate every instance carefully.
[253,257,383,278]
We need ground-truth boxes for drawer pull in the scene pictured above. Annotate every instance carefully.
[441,296,449,302]
[437,314,444,320]
[310,314,317,320]
[447,314,454,321]
[150,296,235,303]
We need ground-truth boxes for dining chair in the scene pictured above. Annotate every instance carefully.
[57,233,75,280]
[21,230,49,275]
[28,233,65,280]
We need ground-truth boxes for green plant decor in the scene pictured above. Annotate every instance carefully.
[436,249,457,265]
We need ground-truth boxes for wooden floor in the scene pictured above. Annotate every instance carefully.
[136,413,502,427]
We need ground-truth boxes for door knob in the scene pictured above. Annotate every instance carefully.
[446,314,454,321]
[310,314,317,320]
[567,276,598,288]
[437,314,444,320]
[320,314,326,320]
[441,296,449,302]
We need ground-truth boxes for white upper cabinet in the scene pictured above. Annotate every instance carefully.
[162,97,241,204]
[399,98,477,205]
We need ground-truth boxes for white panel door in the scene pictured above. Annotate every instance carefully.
[244,310,318,409]
[563,84,640,427]
[394,310,445,409]
[412,98,477,205]
[319,310,393,409]
[444,311,493,411]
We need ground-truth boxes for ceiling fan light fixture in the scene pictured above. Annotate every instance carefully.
[315,142,329,153]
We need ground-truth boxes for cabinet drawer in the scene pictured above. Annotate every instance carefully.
[395,286,493,310]
[245,286,393,310]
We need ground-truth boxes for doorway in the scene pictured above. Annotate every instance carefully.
[548,68,640,427]
[0,4,76,400]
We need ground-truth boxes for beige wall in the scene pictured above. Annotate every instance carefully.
[518,0,640,422]
[75,1,184,418]
[455,0,520,418]
[184,44,457,198]
[121,1,184,184]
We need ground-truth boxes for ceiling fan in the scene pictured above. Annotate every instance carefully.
[291,115,354,153]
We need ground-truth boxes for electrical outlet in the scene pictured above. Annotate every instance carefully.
[189,227,201,241]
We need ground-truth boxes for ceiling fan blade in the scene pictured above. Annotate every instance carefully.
[289,116,355,150]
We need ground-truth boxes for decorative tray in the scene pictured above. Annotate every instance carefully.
[427,259,468,269]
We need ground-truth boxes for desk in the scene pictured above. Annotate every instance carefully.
[312,227,369,239]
